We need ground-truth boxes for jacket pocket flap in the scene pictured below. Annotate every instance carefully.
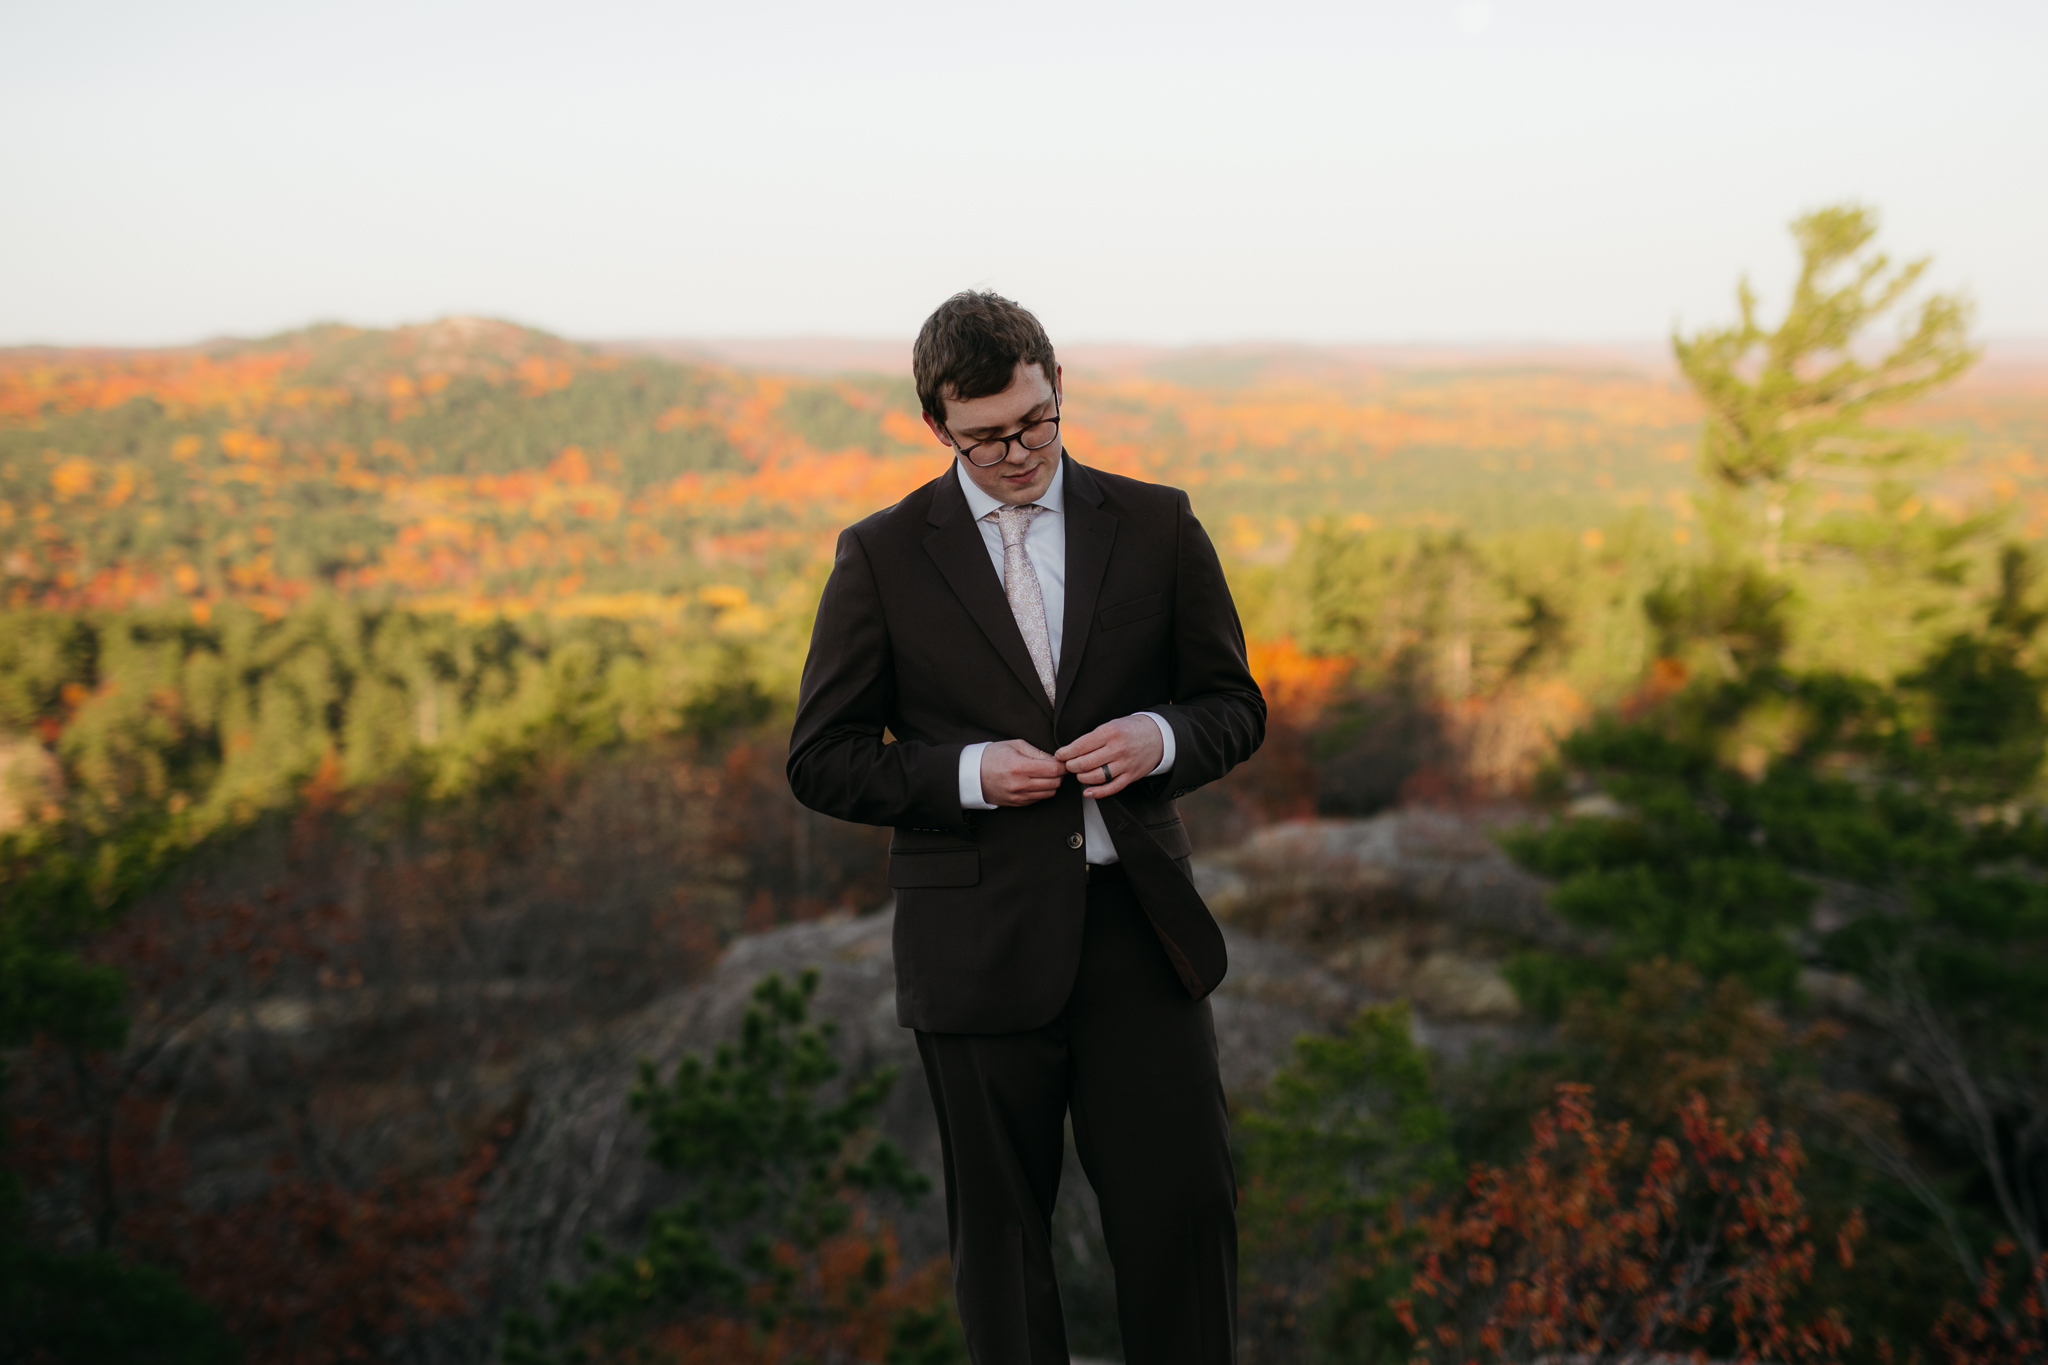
[891,827,975,854]
[1142,819,1193,860]
[888,851,981,888]
[888,822,974,855]
[1098,593,1163,630]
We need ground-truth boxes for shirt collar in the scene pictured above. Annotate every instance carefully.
[954,454,1065,522]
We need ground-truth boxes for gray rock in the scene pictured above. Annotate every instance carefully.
[1197,809,1562,949]
[466,811,1564,1356]
[1195,811,1567,1028]
[478,911,936,1320]
[473,903,1380,1345]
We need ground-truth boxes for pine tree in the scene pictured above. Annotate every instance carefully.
[1674,203,1977,575]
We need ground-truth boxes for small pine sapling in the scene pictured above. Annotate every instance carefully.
[504,968,957,1365]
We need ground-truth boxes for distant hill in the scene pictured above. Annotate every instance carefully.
[5,319,2043,628]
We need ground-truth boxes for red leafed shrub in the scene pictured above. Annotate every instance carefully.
[1393,1084,1861,1365]
[128,1145,497,1365]
[3,854,497,1364]
[1926,1240,2048,1365]
[643,1221,957,1365]
[7,1060,495,1365]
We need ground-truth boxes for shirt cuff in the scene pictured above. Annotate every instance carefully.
[1137,711,1175,776]
[958,741,997,811]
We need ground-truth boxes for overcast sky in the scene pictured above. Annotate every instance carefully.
[3,0,2044,347]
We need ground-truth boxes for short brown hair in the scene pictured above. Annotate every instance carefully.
[912,291,1058,425]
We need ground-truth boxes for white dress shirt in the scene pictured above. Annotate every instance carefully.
[951,459,1176,863]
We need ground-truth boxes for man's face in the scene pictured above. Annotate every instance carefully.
[923,360,1063,506]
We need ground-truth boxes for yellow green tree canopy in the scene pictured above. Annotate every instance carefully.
[1674,203,1977,572]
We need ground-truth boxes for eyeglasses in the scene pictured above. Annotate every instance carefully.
[946,405,1062,467]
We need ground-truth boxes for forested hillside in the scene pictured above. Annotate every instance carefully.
[5,210,2048,1363]
[4,314,2042,845]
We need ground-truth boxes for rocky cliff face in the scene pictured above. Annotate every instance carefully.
[449,807,1564,1358]
[1198,808,1562,1027]
[473,910,1371,1312]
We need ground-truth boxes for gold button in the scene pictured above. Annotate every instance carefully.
[1067,833,1084,849]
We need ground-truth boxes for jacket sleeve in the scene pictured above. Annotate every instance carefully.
[1145,490,1266,796]
[786,527,971,833]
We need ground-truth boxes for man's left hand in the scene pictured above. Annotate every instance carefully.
[1055,715,1164,800]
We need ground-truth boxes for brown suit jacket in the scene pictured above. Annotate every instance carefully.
[786,453,1265,1034]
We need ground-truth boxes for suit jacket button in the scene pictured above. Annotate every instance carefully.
[1067,833,1083,849]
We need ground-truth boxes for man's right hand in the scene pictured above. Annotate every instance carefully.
[979,740,1065,807]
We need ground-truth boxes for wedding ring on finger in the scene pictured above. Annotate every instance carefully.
[1101,764,1112,784]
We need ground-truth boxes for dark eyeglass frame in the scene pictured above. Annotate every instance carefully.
[946,403,1062,468]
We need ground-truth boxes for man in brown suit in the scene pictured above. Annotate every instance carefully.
[787,291,1264,1364]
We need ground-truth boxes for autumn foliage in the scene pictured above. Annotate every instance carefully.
[1395,1085,1859,1365]
[8,1071,495,1365]
[14,317,2035,624]
[134,1153,495,1365]
[639,1224,956,1365]
[1926,1240,2048,1365]
[3,848,500,1363]
[6,289,2046,1360]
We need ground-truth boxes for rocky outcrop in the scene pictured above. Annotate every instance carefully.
[469,907,1371,1338]
[1195,809,1565,1024]
[465,808,1564,1347]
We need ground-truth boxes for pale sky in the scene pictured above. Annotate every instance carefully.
[2,0,2044,347]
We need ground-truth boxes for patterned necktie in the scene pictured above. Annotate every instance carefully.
[991,504,1056,704]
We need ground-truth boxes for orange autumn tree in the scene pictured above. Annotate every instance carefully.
[1395,1084,1860,1365]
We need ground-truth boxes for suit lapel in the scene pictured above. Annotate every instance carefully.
[923,466,1055,720]
[1054,456,1117,722]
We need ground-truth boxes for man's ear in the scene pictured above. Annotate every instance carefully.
[1054,363,1063,405]
[921,410,953,447]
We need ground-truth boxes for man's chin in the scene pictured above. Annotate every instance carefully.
[1001,463,1053,498]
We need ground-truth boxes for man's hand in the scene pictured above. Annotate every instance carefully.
[979,740,1066,807]
[1055,715,1164,800]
